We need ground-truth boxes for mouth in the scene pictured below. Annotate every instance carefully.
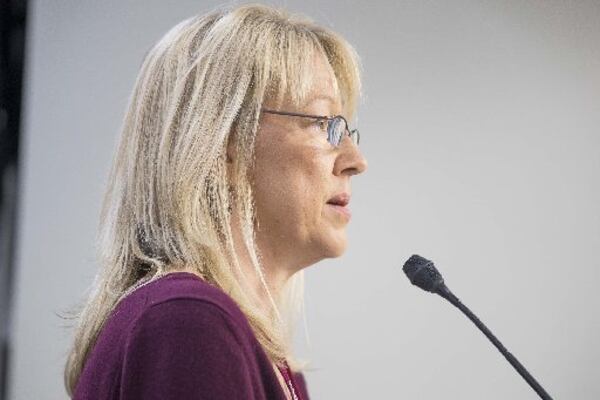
[326,192,350,207]
[326,193,351,220]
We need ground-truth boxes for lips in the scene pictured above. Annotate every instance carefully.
[326,192,350,207]
[326,192,352,221]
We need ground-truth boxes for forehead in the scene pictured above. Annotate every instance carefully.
[263,53,342,113]
[301,55,341,111]
[311,54,337,90]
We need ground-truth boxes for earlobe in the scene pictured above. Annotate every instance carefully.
[225,136,234,164]
[226,115,240,164]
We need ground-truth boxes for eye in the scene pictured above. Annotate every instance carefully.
[312,118,328,131]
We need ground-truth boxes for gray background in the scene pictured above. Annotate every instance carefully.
[7,0,600,399]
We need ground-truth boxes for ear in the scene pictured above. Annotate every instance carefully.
[226,118,239,165]
[224,135,238,210]
[226,138,234,164]
[225,133,235,186]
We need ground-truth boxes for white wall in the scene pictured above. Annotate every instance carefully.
[9,0,600,398]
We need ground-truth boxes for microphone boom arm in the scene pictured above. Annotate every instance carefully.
[402,254,554,399]
[436,285,553,400]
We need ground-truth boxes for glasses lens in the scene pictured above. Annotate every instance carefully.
[350,129,360,145]
[328,118,345,146]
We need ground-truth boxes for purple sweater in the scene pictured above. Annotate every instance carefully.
[73,272,310,399]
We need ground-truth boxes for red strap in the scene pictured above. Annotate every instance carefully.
[277,360,302,400]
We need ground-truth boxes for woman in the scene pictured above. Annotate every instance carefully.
[64,3,367,399]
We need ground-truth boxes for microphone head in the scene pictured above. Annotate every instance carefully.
[403,254,445,293]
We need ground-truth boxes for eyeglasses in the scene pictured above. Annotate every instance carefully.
[260,108,360,147]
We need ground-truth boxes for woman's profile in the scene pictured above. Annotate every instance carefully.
[63,3,367,399]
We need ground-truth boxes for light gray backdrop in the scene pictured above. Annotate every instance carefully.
[7,0,600,399]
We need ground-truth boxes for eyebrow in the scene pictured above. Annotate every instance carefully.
[305,94,338,105]
[302,95,342,118]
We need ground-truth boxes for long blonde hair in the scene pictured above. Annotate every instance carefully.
[63,3,362,396]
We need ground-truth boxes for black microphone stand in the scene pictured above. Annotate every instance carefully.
[437,285,553,400]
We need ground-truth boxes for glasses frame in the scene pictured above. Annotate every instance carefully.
[260,108,360,147]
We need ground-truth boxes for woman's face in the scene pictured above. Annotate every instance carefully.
[250,55,368,271]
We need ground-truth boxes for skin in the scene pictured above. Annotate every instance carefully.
[229,53,368,398]
[228,53,368,310]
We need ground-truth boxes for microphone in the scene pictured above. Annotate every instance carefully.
[402,254,553,400]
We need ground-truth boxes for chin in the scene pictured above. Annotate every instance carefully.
[322,235,348,258]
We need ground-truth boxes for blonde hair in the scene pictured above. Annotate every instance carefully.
[63,2,362,396]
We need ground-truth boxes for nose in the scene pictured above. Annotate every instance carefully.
[333,137,368,177]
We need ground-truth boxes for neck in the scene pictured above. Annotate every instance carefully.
[229,211,296,315]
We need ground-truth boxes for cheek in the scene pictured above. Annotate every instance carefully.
[253,144,330,229]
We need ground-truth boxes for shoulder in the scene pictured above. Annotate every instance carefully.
[125,272,252,333]
[146,272,244,313]
[120,297,258,398]
[77,273,269,399]
[118,272,262,370]
[125,271,258,345]
[128,297,247,346]
[123,296,256,366]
